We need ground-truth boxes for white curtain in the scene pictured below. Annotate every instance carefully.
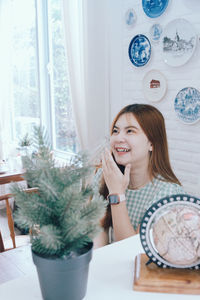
[0,0,12,161]
[62,0,110,154]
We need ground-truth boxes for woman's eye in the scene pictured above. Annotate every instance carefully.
[112,129,118,134]
[127,129,134,134]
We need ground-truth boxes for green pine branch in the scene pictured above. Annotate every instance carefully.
[13,126,106,258]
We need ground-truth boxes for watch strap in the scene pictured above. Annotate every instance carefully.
[107,194,126,205]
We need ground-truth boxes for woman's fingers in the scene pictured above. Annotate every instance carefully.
[102,152,112,179]
[104,148,119,171]
[102,150,130,194]
[101,152,107,168]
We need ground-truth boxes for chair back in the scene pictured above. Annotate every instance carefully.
[0,188,38,252]
[0,231,5,252]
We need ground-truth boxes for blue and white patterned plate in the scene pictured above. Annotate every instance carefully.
[142,0,169,18]
[149,23,163,43]
[128,34,151,67]
[174,87,200,124]
[125,8,137,27]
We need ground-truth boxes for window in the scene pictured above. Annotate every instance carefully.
[10,0,77,156]
[10,0,40,141]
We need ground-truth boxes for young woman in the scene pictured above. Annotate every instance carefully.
[93,104,184,247]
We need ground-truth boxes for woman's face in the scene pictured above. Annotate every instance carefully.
[110,113,152,168]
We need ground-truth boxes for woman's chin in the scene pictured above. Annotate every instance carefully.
[115,157,129,166]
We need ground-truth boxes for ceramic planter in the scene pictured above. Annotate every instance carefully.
[32,242,93,300]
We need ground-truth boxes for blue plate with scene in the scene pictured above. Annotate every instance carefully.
[142,0,169,18]
[125,8,137,27]
[149,23,162,43]
[128,34,151,67]
[174,87,200,124]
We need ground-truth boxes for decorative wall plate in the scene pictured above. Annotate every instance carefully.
[149,23,163,43]
[162,18,197,67]
[142,0,169,18]
[142,69,167,102]
[140,194,200,269]
[174,87,200,124]
[125,8,137,27]
[128,34,151,67]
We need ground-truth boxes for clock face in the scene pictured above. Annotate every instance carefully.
[140,194,200,269]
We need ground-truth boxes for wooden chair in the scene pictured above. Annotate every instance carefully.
[0,231,5,252]
[0,188,38,252]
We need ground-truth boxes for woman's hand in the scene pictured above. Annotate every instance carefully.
[102,148,131,194]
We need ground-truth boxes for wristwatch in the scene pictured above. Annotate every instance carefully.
[107,194,126,205]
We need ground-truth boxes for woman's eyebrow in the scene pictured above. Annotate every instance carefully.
[125,125,139,130]
[114,125,138,128]
[114,125,139,131]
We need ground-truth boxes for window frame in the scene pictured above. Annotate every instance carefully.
[37,0,76,160]
[10,0,77,161]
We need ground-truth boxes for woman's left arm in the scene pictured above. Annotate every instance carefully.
[102,149,136,241]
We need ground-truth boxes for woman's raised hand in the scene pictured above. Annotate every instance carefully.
[102,148,131,195]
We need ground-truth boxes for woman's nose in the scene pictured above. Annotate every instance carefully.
[115,132,126,142]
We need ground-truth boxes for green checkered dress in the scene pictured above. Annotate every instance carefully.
[93,168,185,231]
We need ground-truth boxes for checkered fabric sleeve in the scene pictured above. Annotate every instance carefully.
[126,178,185,231]
[92,169,185,232]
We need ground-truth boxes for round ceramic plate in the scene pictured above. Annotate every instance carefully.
[128,34,151,67]
[125,8,137,27]
[143,70,167,102]
[174,87,200,124]
[140,194,200,269]
[142,0,169,18]
[162,18,197,67]
[149,23,163,43]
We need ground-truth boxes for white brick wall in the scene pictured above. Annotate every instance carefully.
[108,0,200,196]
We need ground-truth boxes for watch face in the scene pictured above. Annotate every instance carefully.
[108,194,119,205]
[140,194,200,269]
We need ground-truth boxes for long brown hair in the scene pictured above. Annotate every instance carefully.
[99,104,181,229]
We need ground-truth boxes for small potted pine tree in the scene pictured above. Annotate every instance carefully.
[18,133,32,168]
[18,133,32,155]
[12,127,105,300]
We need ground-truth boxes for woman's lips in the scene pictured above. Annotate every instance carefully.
[115,147,130,155]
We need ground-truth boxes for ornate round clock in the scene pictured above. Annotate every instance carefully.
[140,194,200,269]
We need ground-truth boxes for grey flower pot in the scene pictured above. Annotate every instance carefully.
[32,242,93,300]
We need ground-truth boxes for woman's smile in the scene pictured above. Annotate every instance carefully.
[115,146,131,154]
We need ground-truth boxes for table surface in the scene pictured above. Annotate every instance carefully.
[0,245,33,284]
[0,235,199,300]
[0,170,25,185]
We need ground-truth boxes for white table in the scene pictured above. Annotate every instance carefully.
[0,235,199,300]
